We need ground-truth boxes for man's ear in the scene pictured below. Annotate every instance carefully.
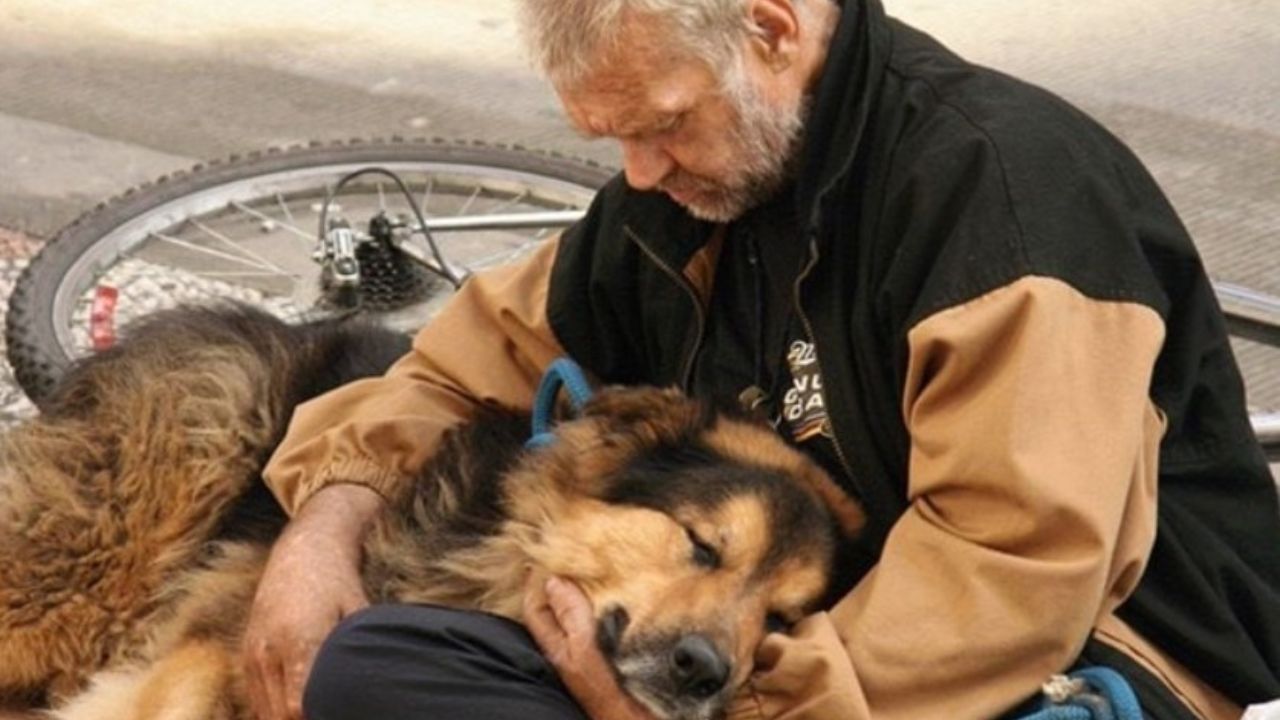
[746,0,802,71]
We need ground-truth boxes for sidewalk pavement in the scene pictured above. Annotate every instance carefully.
[0,1,1274,472]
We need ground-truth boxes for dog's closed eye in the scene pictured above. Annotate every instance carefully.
[765,612,789,635]
[684,527,721,569]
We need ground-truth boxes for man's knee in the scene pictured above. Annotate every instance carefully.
[304,606,392,718]
[303,604,583,720]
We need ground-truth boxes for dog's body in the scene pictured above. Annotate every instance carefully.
[0,306,859,720]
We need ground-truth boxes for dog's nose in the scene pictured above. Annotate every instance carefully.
[670,634,730,699]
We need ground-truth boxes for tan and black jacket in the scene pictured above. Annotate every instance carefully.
[265,0,1280,717]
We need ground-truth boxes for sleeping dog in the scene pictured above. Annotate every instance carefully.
[0,305,861,720]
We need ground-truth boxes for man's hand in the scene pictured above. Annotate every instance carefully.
[523,575,658,720]
[242,484,384,720]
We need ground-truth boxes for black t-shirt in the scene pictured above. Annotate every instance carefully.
[688,193,800,412]
[687,193,852,498]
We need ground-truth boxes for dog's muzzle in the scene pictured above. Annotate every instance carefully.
[607,627,735,720]
[671,633,730,700]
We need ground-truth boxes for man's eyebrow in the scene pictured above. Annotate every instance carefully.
[573,111,682,141]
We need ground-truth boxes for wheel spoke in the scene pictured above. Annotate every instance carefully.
[421,177,435,215]
[485,189,531,215]
[187,271,300,278]
[230,201,315,244]
[457,186,482,216]
[151,231,296,280]
[312,183,338,215]
[275,193,297,225]
[414,210,584,232]
[467,238,544,270]
[188,219,296,276]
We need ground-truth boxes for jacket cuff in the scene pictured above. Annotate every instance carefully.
[294,456,412,510]
[750,612,871,719]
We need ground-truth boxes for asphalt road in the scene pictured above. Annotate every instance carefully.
[0,0,1275,467]
[1,0,1277,259]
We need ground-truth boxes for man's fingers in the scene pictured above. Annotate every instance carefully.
[543,576,595,641]
[243,635,323,720]
[523,579,568,659]
[522,576,657,720]
[242,654,269,720]
[282,652,315,720]
[244,644,289,720]
[267,665,293,720]
[339,591,371,618]
[239,486,381,720]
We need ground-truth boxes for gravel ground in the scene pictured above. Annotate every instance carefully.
[0,227,38,425]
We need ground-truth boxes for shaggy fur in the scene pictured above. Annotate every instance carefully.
[0,305,860,720]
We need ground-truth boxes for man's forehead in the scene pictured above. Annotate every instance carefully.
[551,7,722,135]
[558,61,711,137]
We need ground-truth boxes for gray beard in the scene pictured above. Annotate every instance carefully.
[665,87,808,223]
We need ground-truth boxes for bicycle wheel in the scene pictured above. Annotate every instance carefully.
[5,137,614,405]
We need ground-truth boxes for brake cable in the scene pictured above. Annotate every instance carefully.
[317,166,465,289]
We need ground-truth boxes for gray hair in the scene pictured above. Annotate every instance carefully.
[516,0,821,86]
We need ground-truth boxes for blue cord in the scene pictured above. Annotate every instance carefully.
[526,358,594,448]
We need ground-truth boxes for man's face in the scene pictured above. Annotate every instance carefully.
[557,22,805,222]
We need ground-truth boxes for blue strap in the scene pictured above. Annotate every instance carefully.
[1019,666,1143,720]
[526,358,594,449]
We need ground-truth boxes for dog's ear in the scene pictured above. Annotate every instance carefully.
[577,386,709,447]
[801,470,866,541]
[528,386,708,501]
[698,416,866,541]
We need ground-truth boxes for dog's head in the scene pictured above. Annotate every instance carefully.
[510,387,862,720]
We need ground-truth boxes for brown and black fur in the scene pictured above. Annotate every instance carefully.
[0,305,861,720]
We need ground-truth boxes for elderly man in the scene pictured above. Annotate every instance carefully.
[243,0,1280,718]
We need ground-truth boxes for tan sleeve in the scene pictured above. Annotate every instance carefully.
[262,238,567,515]
[735,275,1168,719]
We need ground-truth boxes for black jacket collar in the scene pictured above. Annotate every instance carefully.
[795,0,893,226]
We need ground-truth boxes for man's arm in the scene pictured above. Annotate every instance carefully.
[733,276,1167,719]
[243,483,382,720]
[262,238,569,516]
[243,238,569,720]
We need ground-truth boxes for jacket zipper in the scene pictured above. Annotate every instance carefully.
[624,220,855,488]
[623,225,707,390]
[793,233,859,486]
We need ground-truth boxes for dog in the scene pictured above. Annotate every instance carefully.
[0,305,862,720]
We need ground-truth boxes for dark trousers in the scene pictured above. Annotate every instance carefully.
[304,604,589,720]
[306,606,1200,720]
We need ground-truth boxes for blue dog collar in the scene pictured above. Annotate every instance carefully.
[526,358,594,449]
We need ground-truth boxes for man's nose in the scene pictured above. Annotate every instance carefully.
[620,138,674,191]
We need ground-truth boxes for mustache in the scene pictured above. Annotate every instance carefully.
[658,172,725,197]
